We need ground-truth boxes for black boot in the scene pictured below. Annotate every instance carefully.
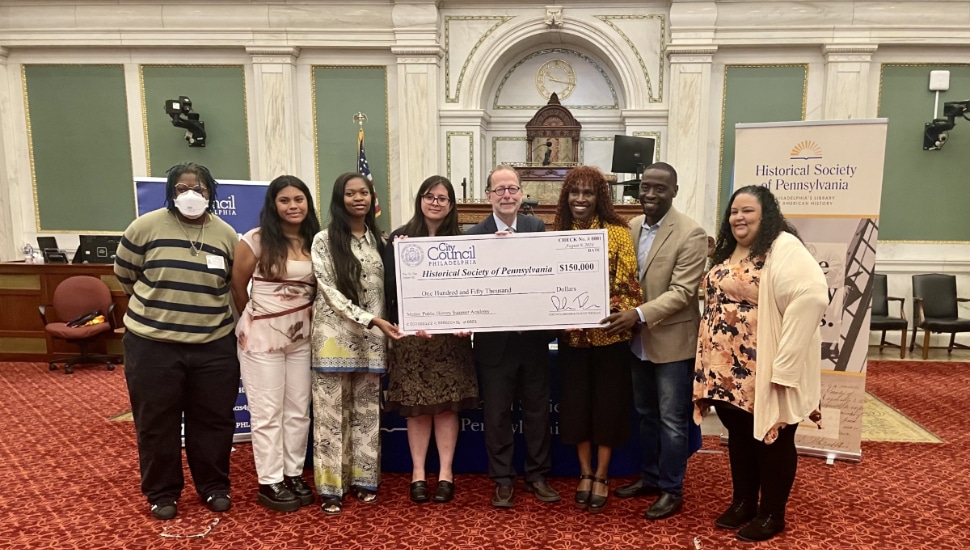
[258,482,301,512]
[715,499,758,529]
[284,475,315,506]
[737,513,786,542]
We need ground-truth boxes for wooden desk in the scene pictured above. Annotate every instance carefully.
[456,201,643,229]
[0,262,127,362]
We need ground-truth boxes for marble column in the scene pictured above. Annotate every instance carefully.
[822,45,878,120]
[664,45,717,233]
[0,46,19,261]
[391,1,441,225]
[246,46,301,181]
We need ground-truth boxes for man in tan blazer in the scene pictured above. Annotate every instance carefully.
[602,162,707,520]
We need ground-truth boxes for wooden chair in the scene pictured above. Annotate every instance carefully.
[909,273,970,360]
[869,273,907,358]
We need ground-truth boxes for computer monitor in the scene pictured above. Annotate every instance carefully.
[72,235,122,264]
[611,135,656,178]
[36,236,69,263]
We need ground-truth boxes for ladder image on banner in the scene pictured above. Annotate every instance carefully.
[829,218,879,372]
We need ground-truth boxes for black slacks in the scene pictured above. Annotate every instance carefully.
[713,401,799,516]
[478,333,551,484]
[124,331,240,504]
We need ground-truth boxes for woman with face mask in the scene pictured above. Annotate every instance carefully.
[114,163,241,521]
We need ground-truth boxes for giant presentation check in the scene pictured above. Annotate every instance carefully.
[394,229,610,334]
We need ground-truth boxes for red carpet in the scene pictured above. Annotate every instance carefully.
[0,360,966,549]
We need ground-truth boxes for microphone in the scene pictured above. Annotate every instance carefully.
[531,140,554,154]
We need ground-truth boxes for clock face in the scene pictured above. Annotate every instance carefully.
[536,59,576,100]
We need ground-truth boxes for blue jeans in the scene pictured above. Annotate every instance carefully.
[631,357,694,496]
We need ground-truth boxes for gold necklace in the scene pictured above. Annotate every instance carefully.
[175,214,206,256]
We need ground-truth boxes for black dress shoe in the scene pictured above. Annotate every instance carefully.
[737,514,786,542]
[150,501,177,520]
[643,492,683,520]
[410,481,430,503]
[258,482,301,513]
[523,479,561,502]
[715,499,758,529]
[615,479,662,498]
[492,483,514,508]
[574,474,594,509]
[587,477,609,514]
[433,480,454,503]
[284,475,315,506]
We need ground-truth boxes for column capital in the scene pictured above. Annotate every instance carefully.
[822,44,878,62]
[245,46,301,64]
[666,45,717,63]
[391,45,443,64]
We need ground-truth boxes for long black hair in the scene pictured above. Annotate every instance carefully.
[257,175,321,280]
[327,172,384,306]
[400,175,460,237]
[710,185,800,265]
[164,162,218,212]
[553,165,626,230]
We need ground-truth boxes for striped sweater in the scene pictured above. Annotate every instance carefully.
[114,208,238,344]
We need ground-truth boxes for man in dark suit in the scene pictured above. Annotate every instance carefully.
[465,165,559,508]
[602,162,707,520]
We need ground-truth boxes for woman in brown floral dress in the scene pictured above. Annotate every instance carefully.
[383,176,479,504]
[693,185,827,542]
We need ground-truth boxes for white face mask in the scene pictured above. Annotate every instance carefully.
[174,190,208,219]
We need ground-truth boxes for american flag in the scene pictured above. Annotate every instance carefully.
[357,127,381,217]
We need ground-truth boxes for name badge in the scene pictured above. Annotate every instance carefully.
[206,254,226,270]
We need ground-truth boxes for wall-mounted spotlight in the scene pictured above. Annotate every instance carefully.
[164,96,206,147]
[924,100,970,151]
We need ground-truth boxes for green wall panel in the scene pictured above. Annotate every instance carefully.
[24,65,134,231]
[878,64,970,241]
[718,65,806,224]
[142,65,249,181]
[313,67,389,232]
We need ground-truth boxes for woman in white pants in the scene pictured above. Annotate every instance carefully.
[232,175,320,512]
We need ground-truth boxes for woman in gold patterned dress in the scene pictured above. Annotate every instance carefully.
[310,172,403,516]
[552,166,641,514]
[693,185,827,542]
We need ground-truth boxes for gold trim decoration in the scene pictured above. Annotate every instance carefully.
[311,65,391,225]
[493,48,619,110]
[632,131,662,163]
[594,15,666,103]
[23,64,132,234]
[0,338,47,354]
[578,137,613,165]
[446,131,475,190]
[716,64,808,224]
[0,274,41,290]
[139,64,251,179]
[491,137,528,168]
[444,16,514,104]
[879,240,970,245]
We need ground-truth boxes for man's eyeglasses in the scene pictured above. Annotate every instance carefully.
[489,186,522,196]
[421,194,451,205]
[175,184,208,195]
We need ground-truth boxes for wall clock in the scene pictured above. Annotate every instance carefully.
[536,59,576,100]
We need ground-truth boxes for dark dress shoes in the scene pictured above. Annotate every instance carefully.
[258,483,300,513]
[523,479,561,502]
[433,480,454,503]
[410,480,430,503]
[715,499,758,529]
[205,493,232,513]
[736,514,786,542]
[492,483,514,508]
[643,492,683,520]
[284,475,315,506]
[150,501,177,520]
[615,479,662,498]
